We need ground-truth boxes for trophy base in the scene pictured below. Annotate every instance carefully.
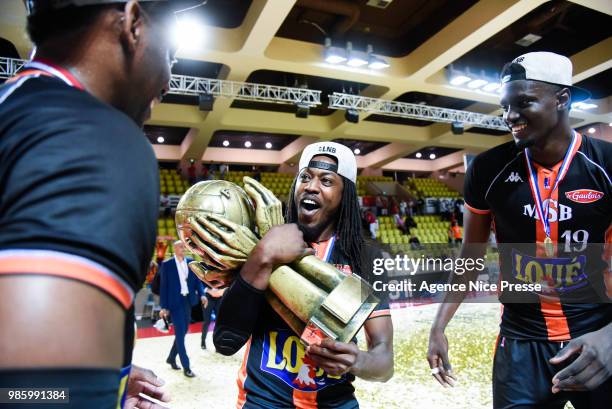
[300,292,379,346]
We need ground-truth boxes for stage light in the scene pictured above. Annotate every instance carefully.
[295,102,310,118]
[323,38,347,64]
[451,121,464,135]
[572,102,597,110]
[346,42,368,67]
[244,141,252,148]
[588,127,596,134]
[415,152,422,158]
[198,93,214,111]
[450,75,471,85]
[172,17,206,51]
[429,153,436,160]
[354,148,361,155]
[345,108,359,123]
[368,55,389,70]
[265,142,272,149]
[347,54,368,67]
[448,66,500,94]
[482,83,500,92]
[324,41,389,70]
[467,79,488,89]
[325,51,347,64]
[156,136,165,143]
[222,140,229,147]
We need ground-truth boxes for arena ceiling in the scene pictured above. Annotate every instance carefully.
[1,0,610,173]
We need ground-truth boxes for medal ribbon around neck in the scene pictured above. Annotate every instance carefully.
[313,236,336,262]
[25,59,85,90]
[524,131,578,242]
[320,235,335,263]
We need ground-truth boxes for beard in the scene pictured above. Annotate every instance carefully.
[515,137,535,150]
[297,222,327,243]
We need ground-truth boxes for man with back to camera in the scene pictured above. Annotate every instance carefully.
[200,142,394,408]
[0,1,204,407]
[159,241,207,377]
[427,52,611,408]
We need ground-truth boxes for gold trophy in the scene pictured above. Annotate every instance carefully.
[176,177,379,345]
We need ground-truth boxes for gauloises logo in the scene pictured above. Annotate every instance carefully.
[565,189,603,204]
[260,330,345,391]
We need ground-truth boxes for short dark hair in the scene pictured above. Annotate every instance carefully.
[26,5,119,46]
[26,2,170,46]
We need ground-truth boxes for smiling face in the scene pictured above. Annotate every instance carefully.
[500,80,567,149]
[293,155,344,242]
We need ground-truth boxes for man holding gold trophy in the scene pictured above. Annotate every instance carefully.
[176,142,393,408]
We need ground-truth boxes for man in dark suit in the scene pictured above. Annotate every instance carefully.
[159,241,206,378]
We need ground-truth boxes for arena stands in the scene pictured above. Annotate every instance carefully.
[379,215,458,245]
[405,178,460,199]
[156,168,464,251]
[159,168,190,196]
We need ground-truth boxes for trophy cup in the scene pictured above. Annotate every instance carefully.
[175,178,379,345]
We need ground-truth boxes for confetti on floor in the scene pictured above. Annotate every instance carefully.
[132,302,572,409]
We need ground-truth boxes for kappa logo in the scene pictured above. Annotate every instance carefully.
[505,172,524,183]
[565,189,604,204]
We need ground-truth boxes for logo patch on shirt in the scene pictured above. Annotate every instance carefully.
[505,172,523,183]
[565,189,603,204]
[511,249,587,293]
[523,199,573,222]
[260,330,346,391]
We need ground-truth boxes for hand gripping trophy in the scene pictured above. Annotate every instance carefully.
[175,177,379,345]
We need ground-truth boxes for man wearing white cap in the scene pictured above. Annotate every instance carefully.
[428,52,611,408]
[212,142,394,408]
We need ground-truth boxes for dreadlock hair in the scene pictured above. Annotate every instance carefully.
[286,174,365,278]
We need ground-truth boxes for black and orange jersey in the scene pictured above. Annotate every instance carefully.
[464,133,612,341]
[0,69,159,308]
[236,238,391,409]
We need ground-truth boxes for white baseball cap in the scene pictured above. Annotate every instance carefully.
[298,142,357,184]
[500,52,590,102]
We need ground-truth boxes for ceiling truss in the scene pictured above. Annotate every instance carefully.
[2,57,508,129]
[0,0,609,173]
[328,92,508,131]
